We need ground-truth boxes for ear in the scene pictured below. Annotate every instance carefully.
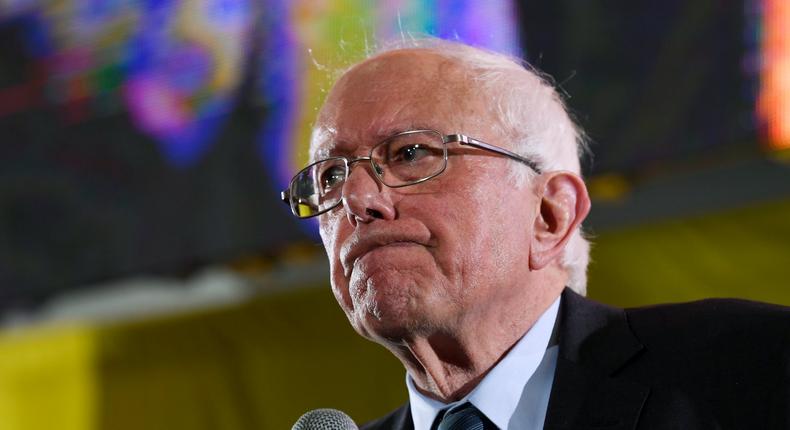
[529,171,591,271]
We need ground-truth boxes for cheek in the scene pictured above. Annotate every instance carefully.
[319,216,354,310]
[482,194,536,273]
[448,181,529,280]
[319,210,349,267]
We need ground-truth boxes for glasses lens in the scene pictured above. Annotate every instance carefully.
[289,158,347,218]
[371,130,446,186]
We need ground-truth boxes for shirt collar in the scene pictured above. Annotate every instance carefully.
[406,296,561,430]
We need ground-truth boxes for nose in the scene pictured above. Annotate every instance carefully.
[341,159,396,226]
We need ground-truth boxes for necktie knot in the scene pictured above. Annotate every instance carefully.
[436,402,496,430]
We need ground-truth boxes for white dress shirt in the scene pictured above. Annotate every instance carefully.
[406,296,561,430]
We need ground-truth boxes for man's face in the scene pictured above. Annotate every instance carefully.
[312,50,541,343]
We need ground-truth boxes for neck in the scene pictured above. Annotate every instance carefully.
[387,282,564,403]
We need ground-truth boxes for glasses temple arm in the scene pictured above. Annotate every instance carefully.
[447,134,542,174]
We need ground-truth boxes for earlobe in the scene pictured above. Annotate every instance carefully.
[529,172,590,271]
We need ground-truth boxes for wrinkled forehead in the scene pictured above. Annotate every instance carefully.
[309,50,478,161]
[310,121,437,160]
[310,126,338,161]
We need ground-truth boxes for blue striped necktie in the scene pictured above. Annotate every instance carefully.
[436,402,496,430]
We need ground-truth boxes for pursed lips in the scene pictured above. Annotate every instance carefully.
[340,233,428,277]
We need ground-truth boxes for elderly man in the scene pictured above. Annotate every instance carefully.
[281,40,789,429]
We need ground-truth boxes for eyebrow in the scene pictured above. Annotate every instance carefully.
[313,123,439,161]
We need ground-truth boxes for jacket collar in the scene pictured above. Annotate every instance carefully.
[543,289,648,430]
[369,290,648,430]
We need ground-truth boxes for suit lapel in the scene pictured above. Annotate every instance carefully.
[543,289,649,430]
[361,404,413,430]
[395,406,414,430]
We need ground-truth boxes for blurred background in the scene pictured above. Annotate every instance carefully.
[0,0,788,428]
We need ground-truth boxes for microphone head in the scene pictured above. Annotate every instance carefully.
[291,408,358,430]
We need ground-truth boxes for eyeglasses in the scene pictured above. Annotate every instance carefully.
[280,129,541,218]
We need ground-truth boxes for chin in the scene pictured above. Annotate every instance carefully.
[342,260,447,338]
[353,312,420,345]
[351,287,443,344]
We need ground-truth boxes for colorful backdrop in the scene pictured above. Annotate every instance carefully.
[0,0,788,429]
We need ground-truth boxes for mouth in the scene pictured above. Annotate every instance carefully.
[361,240,419,254]
[348,241,421,270]
[340,234,429,277]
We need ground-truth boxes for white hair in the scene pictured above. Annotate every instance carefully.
[328,38,592,295]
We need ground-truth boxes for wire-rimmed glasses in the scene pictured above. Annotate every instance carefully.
[280,129,541,218]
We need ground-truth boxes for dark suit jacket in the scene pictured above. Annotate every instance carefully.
[361,289,790,429]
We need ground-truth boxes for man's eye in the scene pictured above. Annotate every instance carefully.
[392,144,430,163]
[321,167,345,190]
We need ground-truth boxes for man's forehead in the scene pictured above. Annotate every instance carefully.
[310,126,335,160]
[310,121,432,160]
[347,49,451,80]
[309,50,480,160]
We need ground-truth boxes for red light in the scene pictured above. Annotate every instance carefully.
[757,0,790,150]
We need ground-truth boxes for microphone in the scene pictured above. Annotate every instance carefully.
[291,408,359,430]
